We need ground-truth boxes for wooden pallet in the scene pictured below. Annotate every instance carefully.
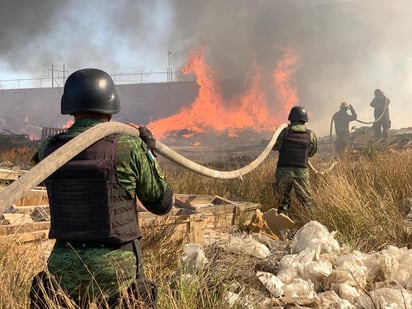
[174,194,261,233]
[0,194,261,245]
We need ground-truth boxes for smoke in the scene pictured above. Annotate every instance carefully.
[166,0,412,134]
[1,0,412,135]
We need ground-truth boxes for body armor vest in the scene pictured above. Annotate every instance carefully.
[44,133,140,243]
[277,129,311,168]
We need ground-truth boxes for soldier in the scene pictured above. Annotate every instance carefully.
[272,106,317,216]
[370,89,391,138]
[29,68,173,308]
[332,102,357,156]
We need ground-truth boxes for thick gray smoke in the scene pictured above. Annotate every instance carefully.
[1,0,411,135]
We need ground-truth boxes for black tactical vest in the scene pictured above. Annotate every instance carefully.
[277,128,311,168]
[44,133,140,243]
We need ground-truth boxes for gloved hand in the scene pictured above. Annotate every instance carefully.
[138,126,156,151]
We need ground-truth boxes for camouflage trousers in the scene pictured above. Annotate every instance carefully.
[30,240,157,308]
[273,167,313,215]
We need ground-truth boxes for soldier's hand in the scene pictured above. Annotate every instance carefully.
[138,126,156,151]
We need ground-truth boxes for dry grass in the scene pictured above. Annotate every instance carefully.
[0,240,48,308]
[0,148,411,307]
[306,152,412,251]
[0,146,36,166]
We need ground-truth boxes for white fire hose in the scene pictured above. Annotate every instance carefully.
[329,102,389,156]
[0,122,287,216]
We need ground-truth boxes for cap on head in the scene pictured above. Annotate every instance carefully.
[61,68,120,115]
[374,89,383,96]
[340,102,349,109]
[288,106,308,123]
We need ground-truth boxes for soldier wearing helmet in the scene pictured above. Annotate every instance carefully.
[30,68,173,308]
[332,102,357,156]
[272,106,317,216]
[370,89,391,138]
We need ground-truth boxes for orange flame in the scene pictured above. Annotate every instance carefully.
[62,120,74,129]
[272,47,299,115]
[147,46,299,140]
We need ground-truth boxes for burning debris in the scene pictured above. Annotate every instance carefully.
[0,129,39,152]
[147,47,299,140]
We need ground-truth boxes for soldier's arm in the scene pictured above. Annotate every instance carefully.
[117,136,173,216]
[349,105,357,121]
[308,131,317,157]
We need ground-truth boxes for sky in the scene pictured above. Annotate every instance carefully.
[1,0,412,136]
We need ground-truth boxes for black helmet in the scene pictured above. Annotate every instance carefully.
[61,68,120,115]
[288,106,308,123]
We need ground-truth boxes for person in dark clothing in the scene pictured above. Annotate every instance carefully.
[272,106,317,216]
[370,89,391,138]
[29,68,173,308]
[332,102,357,156]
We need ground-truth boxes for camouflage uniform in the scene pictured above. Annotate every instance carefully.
[273,123,317,215]
[31,118,172,307]
[333,105,357,156]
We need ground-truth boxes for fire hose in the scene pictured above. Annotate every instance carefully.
[0,122,287,215]
[322,101,389,173]
[355,101,389,125]
[329,101,389,154]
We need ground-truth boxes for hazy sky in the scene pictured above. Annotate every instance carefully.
[1,0,411,135]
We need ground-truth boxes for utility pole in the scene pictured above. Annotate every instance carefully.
[63,64,66,85]
[168,50,172,82]
[51,64,54,88]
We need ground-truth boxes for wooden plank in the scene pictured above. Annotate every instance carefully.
[3,213,34,225]
[11,204,49,214]
[13,188,48,206]
[174,194,261,232]
[0,168,25,180]
[189,215,204,244]
[139,213,204,244]
[0,222,50,236]
[0,230,49,244]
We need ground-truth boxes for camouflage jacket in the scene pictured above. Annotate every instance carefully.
[33,118,172,215]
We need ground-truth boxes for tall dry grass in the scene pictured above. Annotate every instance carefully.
[0,149,411,307]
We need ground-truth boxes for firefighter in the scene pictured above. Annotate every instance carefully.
[272,106,317,216]
[370,89,391,138]
[332,102,357,156]
[29,68,173,308]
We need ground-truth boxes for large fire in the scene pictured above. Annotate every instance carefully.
[147,46,299,140]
